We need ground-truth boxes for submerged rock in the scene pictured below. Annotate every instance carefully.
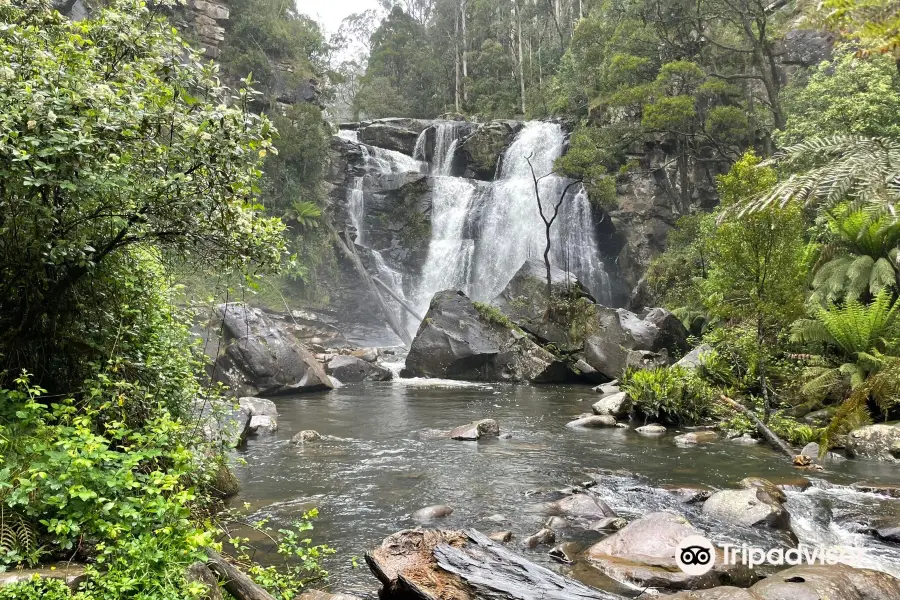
[292,430,322,443]
[209,303,333,397]
[488,531,513,543]
[702,487,790,530]
[523,528,556,549]
[674,431,719,446]
[636,424,667,436]
[566,415,618,428]
[547,493,616,520]
[326,354,393,383]
[450,418,500,441]
[592,391,631,418]
[404,290,573,382]
[584,511,754,590]
[846,424,900,462]
[412,505,454,521]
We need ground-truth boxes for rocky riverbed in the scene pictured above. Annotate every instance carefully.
[228,377,900,598]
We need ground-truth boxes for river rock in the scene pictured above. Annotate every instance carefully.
[488,531,513,543]
[326,354,393,383]
[702,488,790,530]
[0,564,88,590]
[675,431,719,446]
[580,305,686,381]
[671,563,900,600]
[593,382,620,394]
[523,528,556,548]
[846,424,900,462]
[357,118,432,156]
[731,433,759,445]
[238,396,277,418]
[190,400,251,448]
[675,344,713,369]
[566,415,617,428]
[584,511,753,590]
[248,414,277,435]
[739,477,787,503]
[592,392,631,418]
[544,516,568,529]
[350,347,379,362]
[458,120,524,180]
[548,493,617,520]
[801,442,820,460]
[549,542,581,564]
[492,259,595,352]
[412,505,454,521]
[450,418,500,440]
[210,303,333,397]
[404,290,573,382]
[852,482,900,498]
[636,423,667,435]
[589,517,627,532]
[292,430,322,443]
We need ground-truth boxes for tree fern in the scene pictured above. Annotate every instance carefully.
[742,135,900,222]
[0,505,37,566]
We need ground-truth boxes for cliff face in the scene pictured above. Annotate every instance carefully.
[52,0,231,59]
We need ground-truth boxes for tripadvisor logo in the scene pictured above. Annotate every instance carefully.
[676,535,716,575]
[676,535,851,574]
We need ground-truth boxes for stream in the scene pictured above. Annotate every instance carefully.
[231,376,900,596]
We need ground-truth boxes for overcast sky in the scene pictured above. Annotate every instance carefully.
[295,0,379,35]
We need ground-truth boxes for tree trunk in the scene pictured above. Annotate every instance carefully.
[461,0,468,105]
[544,223,553,303]
[206,550,276,600]
[454,1,461,112]
[515,0,526,115]
[737,10,785,130]
[325,219,413,347]
[366,529,620,600]
[720,395,795,459]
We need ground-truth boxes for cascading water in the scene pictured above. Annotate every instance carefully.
[415,121,612,314]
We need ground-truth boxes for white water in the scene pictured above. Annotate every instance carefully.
[415,121,611,313]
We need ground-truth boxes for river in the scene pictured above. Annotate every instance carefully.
[231,377,900,596]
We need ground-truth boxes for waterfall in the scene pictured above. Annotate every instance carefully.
[348,177,366,245]
[415,121,612,313]
[412,121,464,176]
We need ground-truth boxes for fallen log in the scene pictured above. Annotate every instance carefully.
[206,549,276,600]
[719,395,795,459]
[365,529,623,600]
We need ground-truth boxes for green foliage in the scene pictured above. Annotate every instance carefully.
[780,49,900,144]
[704,154,807,332]
[473,302,517,330]
[820,0,900,62]
[0,577,72,600]
[222,509,334,600]
[0,0,284,391]
[554,126,617,207]
[646,213,714,322]
[809,208,900,305]
[621,366,714,425]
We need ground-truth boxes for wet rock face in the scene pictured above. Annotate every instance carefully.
[845,424,900,462]
[493,259,595,352]
[583,511,755,590]
[357,118,432,155]
[457,120,525,180]
[208,303,334,397]
[403,290,573,383]
[778,30,835,67]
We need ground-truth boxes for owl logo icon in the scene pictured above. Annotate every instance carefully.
[676,535,716,575]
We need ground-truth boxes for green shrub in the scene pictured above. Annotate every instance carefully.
[0,577,72,600]
[473,302,517,330]
[621,366,714,425]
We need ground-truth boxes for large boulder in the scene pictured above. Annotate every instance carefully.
[675,344,713,369]
[669,563,900,599]
[845,424,900,462]
[357,118,432,156]
[238,396,277,418]
[492,259,595,352]
[209,303,333,397]
[583,511,754,590]
[458,120,524,180]
[580,305,687,381]
[702,488,790,530]
[326,355,393,383]
[403,290,573,383]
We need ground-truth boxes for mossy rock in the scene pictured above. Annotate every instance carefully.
[459,120,523,180]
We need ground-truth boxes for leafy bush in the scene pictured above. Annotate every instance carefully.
[0,577,72,600]
[621,366,715,425]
